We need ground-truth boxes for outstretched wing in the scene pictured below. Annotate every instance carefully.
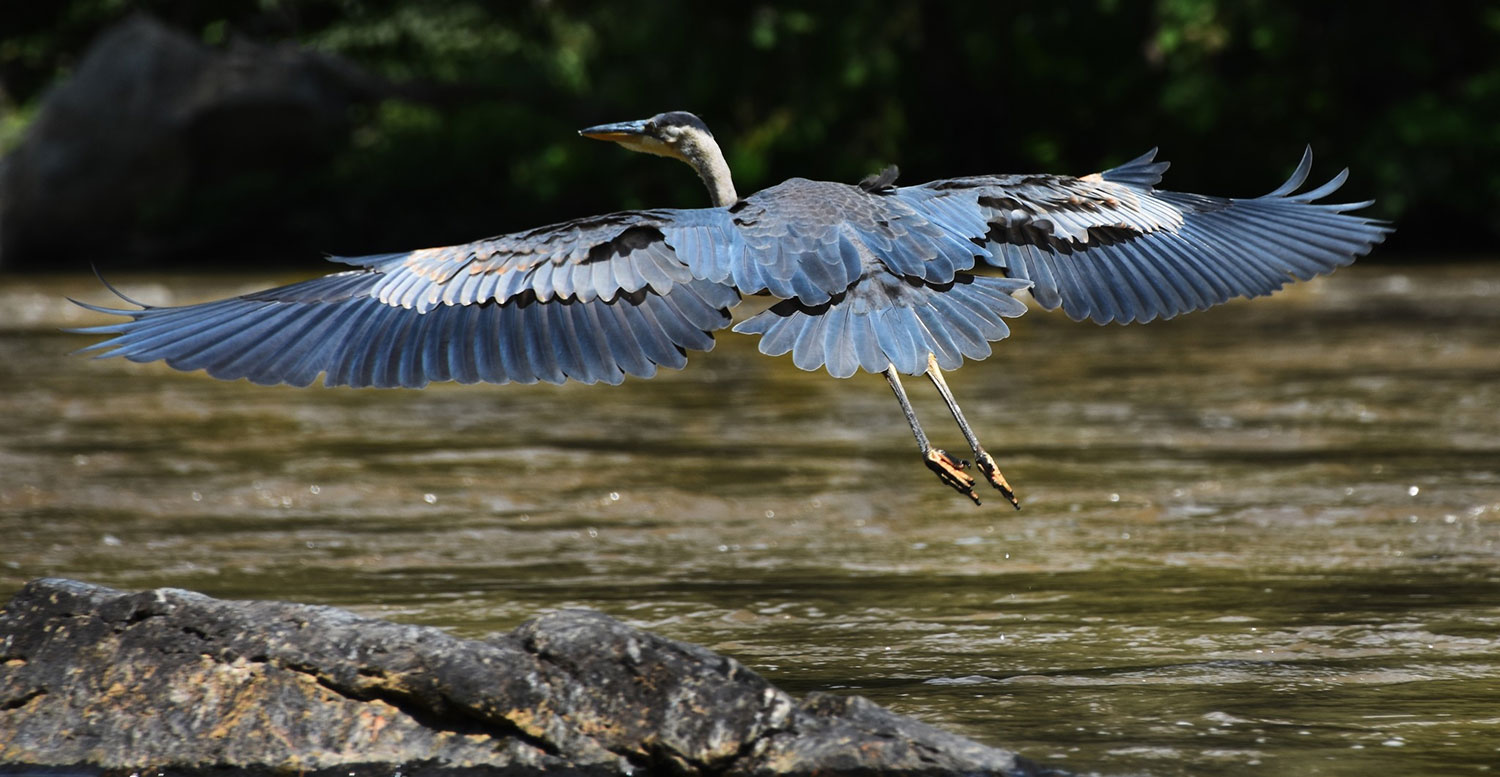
[72,210,739,388]
[900,148,1391,324]
[72,149,1387,386]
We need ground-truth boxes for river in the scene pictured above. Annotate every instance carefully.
[2,264,1497,775]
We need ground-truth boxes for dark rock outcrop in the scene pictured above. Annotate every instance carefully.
[0,578,1063,775]
[0,14,383,270]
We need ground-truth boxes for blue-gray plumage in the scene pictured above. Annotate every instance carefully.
[71,111,1390,507]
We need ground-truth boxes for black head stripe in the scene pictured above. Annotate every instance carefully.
[653,111,711,137]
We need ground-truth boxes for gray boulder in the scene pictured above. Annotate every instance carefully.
[0,14,382,270]
[0,578,1064,776]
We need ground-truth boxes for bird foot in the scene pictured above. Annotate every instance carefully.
[924,449,981,505]
[974,450,1021,510]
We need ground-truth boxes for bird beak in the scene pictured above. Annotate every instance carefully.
[578,119,652,142]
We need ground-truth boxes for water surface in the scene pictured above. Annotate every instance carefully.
[3,265,1498,775]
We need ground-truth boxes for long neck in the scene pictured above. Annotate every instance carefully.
[682,136,738,207]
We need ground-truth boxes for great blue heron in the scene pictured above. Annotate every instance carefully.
[73,111,1390,506]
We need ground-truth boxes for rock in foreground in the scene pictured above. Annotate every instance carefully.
[0,579,1063,776]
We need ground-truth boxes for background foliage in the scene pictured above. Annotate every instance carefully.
[2,0,1495,266]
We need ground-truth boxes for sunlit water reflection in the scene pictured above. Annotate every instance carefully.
[3,266,1498,775]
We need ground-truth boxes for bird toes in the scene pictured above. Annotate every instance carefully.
[924,449,981,505]
[974,451,1021,510]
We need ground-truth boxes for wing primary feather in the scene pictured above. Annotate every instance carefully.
[569,301,624,385]
[534,303,581,383]
[374,305,424,388]
[874,307,920,375]
[1263,146,1314,198]
[177,304,286,374]
[790,307,832,372]
[912,304,963,369]
[332,302,396,388]
[414,306,453,386]
[259,304,348,387]
[1034,247,1094,322]
[649,291,717,352]
[311,300,382,387]
[1289,169,1350,202]
[445,303,481,384]
[936,285,1005,342]
[1102,246,1171,322]
[849,312,888,373]
[581,303,628,385]
[75,302,241,360]
[474,304,513,385]
[90,267,152,309]
[547,302,595,384]
[155,302,280,371]
[621,297,687,369]
[205,303,326,383]
[926,291,990,357]
[514,301,562,384]
[276,302,365,387]
[820,305,857,378]
[594,300,654,379]
[743,305,799,356]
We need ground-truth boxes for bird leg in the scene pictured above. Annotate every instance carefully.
[884,366,980,505]
[925,355,1021,510]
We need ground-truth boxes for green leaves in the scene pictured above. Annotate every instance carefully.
[3,1,1496,261]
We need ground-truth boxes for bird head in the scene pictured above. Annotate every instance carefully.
[580,111,737,207]
[579,111,715,164]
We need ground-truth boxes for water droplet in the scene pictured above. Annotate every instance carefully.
[190,491,202,502]
[423,493,437,504]
[1109,493,1121,502]
[609,491,620,501]
[309,485,320,495]
[1407,485,1420,496]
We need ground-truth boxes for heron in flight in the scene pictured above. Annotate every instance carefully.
[73,111,1389,506]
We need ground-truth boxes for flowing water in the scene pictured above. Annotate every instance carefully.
[2,265,1498,775]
